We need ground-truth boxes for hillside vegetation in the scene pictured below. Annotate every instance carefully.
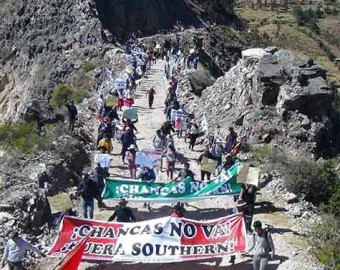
[235,2,340,85]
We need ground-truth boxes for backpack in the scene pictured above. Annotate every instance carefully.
[264,229,272,252]
[212,143,223,158]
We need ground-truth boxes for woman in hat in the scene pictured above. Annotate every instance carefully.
[126,145,137,179]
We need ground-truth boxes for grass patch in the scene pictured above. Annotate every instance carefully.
[0,123,58,155]
[310,214,340,270]
[82,62,96,73]
[252,145,272,160]
[50,84,90,108]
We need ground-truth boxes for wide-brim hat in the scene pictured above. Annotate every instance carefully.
[118,198,128,204]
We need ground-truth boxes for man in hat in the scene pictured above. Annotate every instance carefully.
[245,220,275,270]
[108,198,136,223]
[2,231,45,269]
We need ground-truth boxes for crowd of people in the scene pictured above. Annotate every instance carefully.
[1,34,275,270]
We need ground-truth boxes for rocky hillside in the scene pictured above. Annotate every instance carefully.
[0,0,241,124]
[178,48,340,159]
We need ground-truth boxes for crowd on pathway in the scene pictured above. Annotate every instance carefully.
[1,33,275,270]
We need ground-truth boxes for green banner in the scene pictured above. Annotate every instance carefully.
[102,162,243,202]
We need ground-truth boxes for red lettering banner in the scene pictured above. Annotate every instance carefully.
[48,214,247,263]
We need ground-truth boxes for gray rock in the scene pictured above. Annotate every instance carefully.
[284,193,298,204]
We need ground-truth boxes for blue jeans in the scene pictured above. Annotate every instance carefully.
[82,198,94,219]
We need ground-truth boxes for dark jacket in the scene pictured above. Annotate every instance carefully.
[121,132,135,147]
[198,152,215,164]
[66,104,78,120]
[108,207,136,222]
[77,180,100,201]
[108,108,119,121]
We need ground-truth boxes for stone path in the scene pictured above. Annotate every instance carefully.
[80,61,319,270]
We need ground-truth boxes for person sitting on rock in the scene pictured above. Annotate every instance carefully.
[2,231,46,269]
[108,198,136,223]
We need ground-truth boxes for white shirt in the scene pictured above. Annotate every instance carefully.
[4,238,42,262]
[94,153,111,168]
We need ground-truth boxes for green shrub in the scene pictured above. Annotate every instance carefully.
[82,62,96,73]
[50,84,73,108]
[310,215,340,270]
[72,89,90,104]
[0,123,58,155]
[267,152,340,209]
[241,141,251,152]
[50,84,90,108]
[292,6,320,34]
[252,145,272,160]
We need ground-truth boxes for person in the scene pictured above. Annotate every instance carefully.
[146,87,156,109]
[174,162,194,182]
[222,154,235,171]
[93,163,109,195]
[97,94,106,116]
[153,130,166,171]
[203,134,215,149]
[126,145,137,179]
[245,220,275,270]
[94,146,111,173]
[77,173,105,219]
[120,128,136,164]
[161,121,175,136]
[2,231,46,269]
[240,184,257,233]
[166,134,174,146]
[153,130,166,150]
[108,198,136,222]
[188,121,199,151]
[98,135,112,154]
[122,119,138,133]
[225,127,238,153]
[107,105,119,122]
[198,147,215,181]
[117,88,125,111]
[171,203,185,218]
[173,106,186,138]
[125,88,134,108]
[164,143,176,180]
[65,101,78,134]
[211,140,224,173]
[137,166,156,182]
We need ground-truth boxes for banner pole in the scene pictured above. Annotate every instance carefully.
[50,228,95,270]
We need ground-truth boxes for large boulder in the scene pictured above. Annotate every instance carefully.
[179,49,339,158]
